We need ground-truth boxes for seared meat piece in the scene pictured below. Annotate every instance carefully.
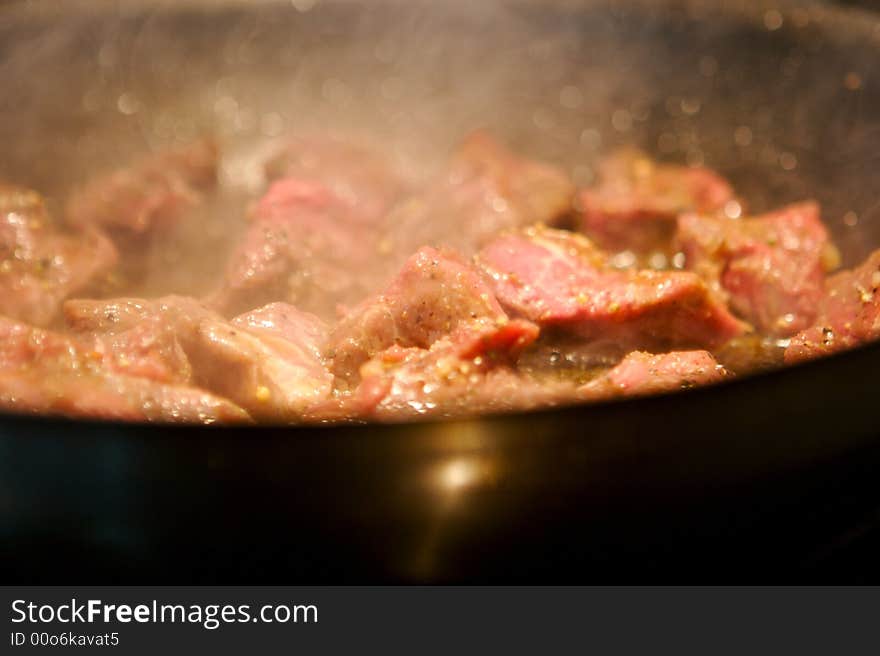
[209,177,389,319]
[190,303,332,421]
[264,136,406,224]
[232,301,328,350]
[64,296,211,384]
[326,246,518,386]
[580,350,727,400]
[0,129,856,423]
[353,320,550,420]
[785,249,880,364]
[64,296,200,333]
[676,201,839,336]
[212,135,408,320]
[713,334,786,376]
[65,138,217,239]
[66,296,333,421]
[476,226,745,351]
[578,148,734,253]
[380,132,575,259]
[0,185,117,326]
[213,133,569,320]
[0,316,249,424]
[0,368,249,424]
[516,335,625,384]
[0,315,80,368]
[82,319,192,384]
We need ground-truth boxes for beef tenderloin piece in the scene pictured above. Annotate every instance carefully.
[264,135,406,224]
[211,136,407,320]
[0,315,249,424]
[191,302,332,421]
[580,350,727,400]
[208,177,392,320]
[477,226,746,352]
[0,185,117,327]
[63,295,215,384]
[676,201,839,336]
[380,131,575,259]
[578,147,734,253]
[65,296,333,421]
[785,249,880,363]
[326,245,517,386]
[65,137,218,239]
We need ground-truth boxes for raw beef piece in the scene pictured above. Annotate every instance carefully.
[0,185,117,326]
[785,249,880,364]
[209,177,391,319]
[65,296,333,421]
[190,302,332,421]
[676,201,838,336]
[325,246,518,385]
[380,132,575,259]
[477,226,745,351]
[0,368,250,424]
[0,316,80,369]
[352,320,551,420]
[214,133,571,320]
[232,301,328,354]
[578,148,734,253]
[63,296,204,334]
[211,136,408,320]
[65,138,217,238]
[580,350,727,400]
[264,135,406,224]
[2,311,188,385]
[0,316,249,424]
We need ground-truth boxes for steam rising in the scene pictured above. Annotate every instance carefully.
[1,0,880,296]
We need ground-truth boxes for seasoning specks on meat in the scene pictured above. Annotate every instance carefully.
[477,225,746,351]
[577,147,734,254]
[0,185,117,326]
[380,132,575,259]
[0,135,867,423]
[580,350,727,400]
[326,245,512,386]
[676,201,837,336]
[65,138,218,239]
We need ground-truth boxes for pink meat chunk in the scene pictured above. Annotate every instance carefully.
[211,145,404,319]
[65,138,218,238]
[326,246,518,385]
[352,320,551,420]
[191,303,332,421]
[232,301,328,350]
[580,350,727,400]
[676,201,838,336]
[476,226,746,351]
[264,135,406,225]
[0,316,249,424]
[578,148,734,253]
[63,296,212,384]
[785,249,880,363]
[380,132,575,259]
[65,296,333,421]
[0,367,249,424]
[0,185,118,327]
[63,296,207,334]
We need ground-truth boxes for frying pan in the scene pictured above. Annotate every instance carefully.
[2,0,880,583]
